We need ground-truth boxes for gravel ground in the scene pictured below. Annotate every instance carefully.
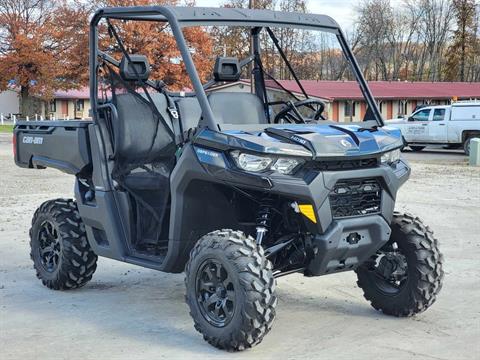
[1,133,479,360]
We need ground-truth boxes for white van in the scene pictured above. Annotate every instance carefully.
[386,101,480,155]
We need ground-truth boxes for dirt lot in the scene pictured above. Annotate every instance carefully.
[1,133,479,360]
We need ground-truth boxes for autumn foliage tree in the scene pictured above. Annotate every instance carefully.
[0,0,92,117]
[445,0,479,81]
[0,0,212,117]
[101,0,213,90]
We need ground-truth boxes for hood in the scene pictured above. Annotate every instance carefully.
[198,123,404,159]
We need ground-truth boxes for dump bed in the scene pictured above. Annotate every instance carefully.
[14,121,92,175]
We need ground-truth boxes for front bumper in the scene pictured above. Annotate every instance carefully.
[271,159,410,276]
[306,215,391,276]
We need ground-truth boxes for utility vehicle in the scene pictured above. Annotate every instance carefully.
[386,101,480,155]
[13,6,444,351]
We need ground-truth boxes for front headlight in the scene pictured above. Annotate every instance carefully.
[231,151,302,174]
[381,148,401,165]
[231,151,273,172]
[271,158,301,174]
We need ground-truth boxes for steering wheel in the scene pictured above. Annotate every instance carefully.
[274,99,327,124]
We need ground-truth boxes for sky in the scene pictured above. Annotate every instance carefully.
[194,0,405,31]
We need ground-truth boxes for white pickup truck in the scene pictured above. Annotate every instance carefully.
[386,102,480,155]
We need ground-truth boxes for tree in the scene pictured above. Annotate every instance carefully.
[0,0,212,116]
[355,0,394,80]
[213,0,314,80]
[0,0,92,117]
[446,0,478,81]
[403,0,454,81]
[352,0,458,82]
[50,1,93,87]
[101,0,213,90]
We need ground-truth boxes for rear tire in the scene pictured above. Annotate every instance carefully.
[185,230,277,351]
[410,146,425,152]
[356,212,444,317]
[30,199,97,290]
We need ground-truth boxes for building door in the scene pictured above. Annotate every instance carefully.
[61,100,68,117]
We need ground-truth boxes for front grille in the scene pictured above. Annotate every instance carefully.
[329,178,382,218]
[307,158,378,172]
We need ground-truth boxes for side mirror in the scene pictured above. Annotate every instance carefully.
[408,116,414,122]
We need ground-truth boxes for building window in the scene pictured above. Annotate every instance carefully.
[49,100,56,113]
[378,102,383,113]
[76,99,85,112]
[344,101,356,117]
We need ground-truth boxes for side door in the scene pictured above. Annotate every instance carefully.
[404,108,431,142]
[427,107,449,143]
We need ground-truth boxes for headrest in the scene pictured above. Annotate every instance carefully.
[213,57,241,82]
[120,54,151,82]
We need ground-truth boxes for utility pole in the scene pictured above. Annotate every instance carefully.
[249,0,255,93]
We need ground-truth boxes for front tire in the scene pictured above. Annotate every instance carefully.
[30,199,97,290]
[185,230,277,351]
[356,213,444,317]
[410,145,425,152]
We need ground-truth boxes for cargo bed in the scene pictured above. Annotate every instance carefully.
[14,121,92,175]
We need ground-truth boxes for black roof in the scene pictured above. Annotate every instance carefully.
[93,6,340,31]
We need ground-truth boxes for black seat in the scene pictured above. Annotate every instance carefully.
[111,55,176,190]
[175,97,202,133]
[113,93,173,159]
[174,93,268,133]
[206,57,267,126]
[208,92,267,125]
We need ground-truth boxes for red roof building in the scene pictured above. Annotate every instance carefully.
[48,87,91,119]
[267,80,480,101]
[53,87,90,100]
[6,81,476,121]
[212,80,480,121]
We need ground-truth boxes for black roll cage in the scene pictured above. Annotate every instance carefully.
[89,6,384,129]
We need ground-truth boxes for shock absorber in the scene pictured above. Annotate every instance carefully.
[256,198,274,245]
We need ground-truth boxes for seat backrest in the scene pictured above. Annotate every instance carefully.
[113,92,174,163]
[207,92,267,125]
[109,54,175,164]
[146,93,173,133]
[175,97,202,132]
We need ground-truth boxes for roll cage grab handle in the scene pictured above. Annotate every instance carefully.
[89,6,385,130]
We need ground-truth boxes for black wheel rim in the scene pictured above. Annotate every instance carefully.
[38,220,61,273]
[368,241,408,295]
[196,259,236,327]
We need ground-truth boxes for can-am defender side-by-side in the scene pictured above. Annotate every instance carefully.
[13,6,444,351]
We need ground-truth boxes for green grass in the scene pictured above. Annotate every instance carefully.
[0,125,14,133]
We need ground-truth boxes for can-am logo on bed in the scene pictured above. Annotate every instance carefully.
[22,136,43,145]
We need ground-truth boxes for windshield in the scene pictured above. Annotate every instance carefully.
[184,25,379,124]
[95,16,381,126]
